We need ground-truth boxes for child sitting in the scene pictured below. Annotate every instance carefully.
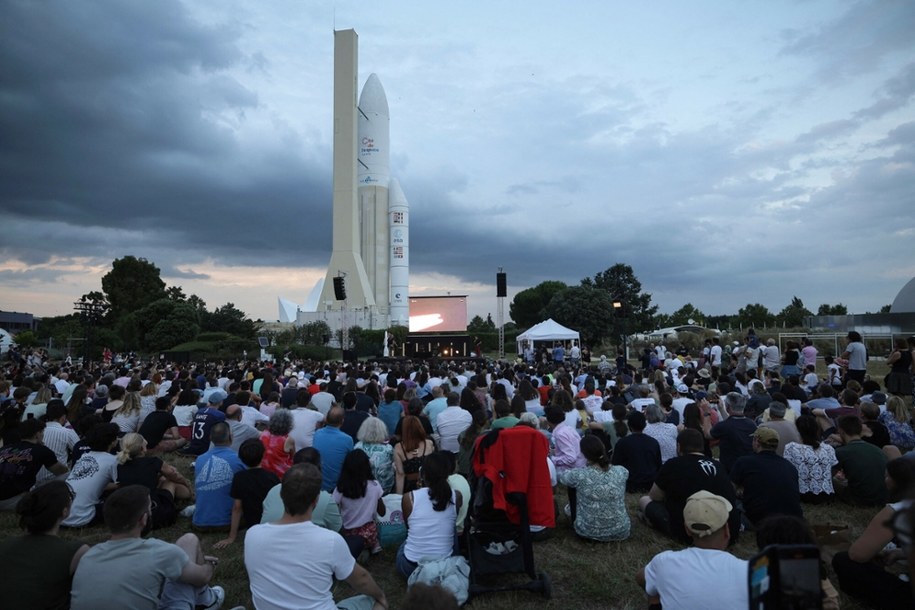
[213,438,281,548]
[333,449,386,555]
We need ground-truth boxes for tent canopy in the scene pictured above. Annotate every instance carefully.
[516,318,580,351]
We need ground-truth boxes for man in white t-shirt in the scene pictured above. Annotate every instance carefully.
[244,463,388,610]
[636,490,748,609]
[434,393,472,453]
[763,339,781,372]
[709,339,723,372]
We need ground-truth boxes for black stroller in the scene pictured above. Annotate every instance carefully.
[466,426,553,600]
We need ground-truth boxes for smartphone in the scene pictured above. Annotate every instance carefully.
[748,544,822,610]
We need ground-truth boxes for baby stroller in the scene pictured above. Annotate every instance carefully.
[466,425,553,600]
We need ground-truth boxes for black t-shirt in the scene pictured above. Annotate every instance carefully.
[138,411,179,448]
[71,440,91,466]
[230,467,280,528]
[655,454,739,543]
[710,416,756,474]
[117,456,163,491]
[280,387,299,409]
[863,419,892,449]
[731,451,803,524]
[0,534,85,610]
[0,441,58,500]
[610,432,661,492]
[341,409,370,443]
[393,415,434,438]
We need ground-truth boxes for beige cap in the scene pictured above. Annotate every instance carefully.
[683,490,732,538]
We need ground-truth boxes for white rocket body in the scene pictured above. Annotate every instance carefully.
[358,74,391,318]
[389,177,409,326]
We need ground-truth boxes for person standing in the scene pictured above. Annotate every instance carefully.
[841,331,868,385]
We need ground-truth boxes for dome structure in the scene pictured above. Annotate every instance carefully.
[891,277,915,313]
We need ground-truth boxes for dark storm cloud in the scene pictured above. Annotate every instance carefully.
[0,0,333,272]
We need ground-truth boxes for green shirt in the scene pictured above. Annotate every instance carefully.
[835,439,888,506]
[0,534,84,610]
[491,416,520,429]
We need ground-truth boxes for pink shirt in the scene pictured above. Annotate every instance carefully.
[333,480,383,529]
[552,423,586,473]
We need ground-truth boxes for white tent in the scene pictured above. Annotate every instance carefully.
[516,318,580,353]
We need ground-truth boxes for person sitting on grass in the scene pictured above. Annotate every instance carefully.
[137,395,187,453]
[610,410,661,493]
[0,480,89,610]
[244,463,389,610]
[636,491,748,609]
[0,417,69,511]
[639,429,740,546]
[117,432,193,530]
[559,434,629,542]
[261,447,343,531]
[63,422,120,528]
[730,427,803,527]
[833,414,889,506]
[70,485,231,610]
[397,451,462,579]
[334,449,386,558]
[192,422,245,530]
[213,438,280,549]
[831,457,915,609]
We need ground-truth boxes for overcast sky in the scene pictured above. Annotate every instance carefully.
[2,1,914,326]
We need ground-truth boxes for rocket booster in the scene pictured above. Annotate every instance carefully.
[389,177,409,326]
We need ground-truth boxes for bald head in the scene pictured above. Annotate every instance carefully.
[326,406,344,427]
[225,404,242,421]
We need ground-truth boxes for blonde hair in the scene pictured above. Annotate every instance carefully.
[140,382,158,397]
[886,395,910,423]
[116,432,146,465]
[114,392,142,418]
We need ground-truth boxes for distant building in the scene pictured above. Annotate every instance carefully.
[805,277,915,334]
[0,311,38,333]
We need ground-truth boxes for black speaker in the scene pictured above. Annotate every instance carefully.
[333,276,346,300]
[496,272,507,297]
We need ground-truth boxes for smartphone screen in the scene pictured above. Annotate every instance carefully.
[749,545,821,610]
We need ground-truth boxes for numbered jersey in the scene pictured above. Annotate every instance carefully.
[186,407,226,456]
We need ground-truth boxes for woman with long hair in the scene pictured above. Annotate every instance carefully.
[333,449,386,555]
[259,409,296,478]
[0,481,89,609]
[393,415,435,494]
[457,410,489,478]
[138,381,158,427]
[781,340,801,378]
[885,338,914,397]
[100,384,126,422]
[111,391,142,434]
[559,435,630,541]
[679,402,712,457]
[172,388,199,440]
[116,432,192,529]
[783,414,838,503]
[459,386,483,416]
[396,451,462,579]
[518,378,543,416]
[64,385,89,425]
[22,384,52,421]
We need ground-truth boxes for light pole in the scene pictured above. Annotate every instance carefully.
[612,299,627,366]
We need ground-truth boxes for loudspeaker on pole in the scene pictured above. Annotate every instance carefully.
[333,276,347,301]
[496,272,507,298]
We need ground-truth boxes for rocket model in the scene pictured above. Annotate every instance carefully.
[304,30,410,328]
[358,73,410,327]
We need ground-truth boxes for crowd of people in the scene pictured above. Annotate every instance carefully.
[0,329,914,609]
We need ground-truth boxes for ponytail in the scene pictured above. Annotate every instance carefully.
[117,432,145,465]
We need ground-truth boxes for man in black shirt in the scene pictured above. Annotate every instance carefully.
[639,429,740,544]
[611,411,661,493]
[0,418,69,510]
[139,396,186,453]
[703,392,756,474]
[730,427,803,525]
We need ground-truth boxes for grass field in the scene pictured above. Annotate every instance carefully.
[0,359,897,609]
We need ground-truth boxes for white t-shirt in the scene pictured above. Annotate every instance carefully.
[846,342,867,370]
[245,521,355,610]
[644,547,748,610]
[241,405,270,429]
[310,392,336,416]
[710,345,722,366]
[172,404,197,427]
[434,407,473,453]
[64,451,118,527]
[289,408,325,449]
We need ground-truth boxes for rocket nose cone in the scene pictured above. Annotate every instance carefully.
[389,178,407,206]
[359,73,389,117]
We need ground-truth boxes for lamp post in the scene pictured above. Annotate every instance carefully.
[73,297,108,365]
[612,299,627,366]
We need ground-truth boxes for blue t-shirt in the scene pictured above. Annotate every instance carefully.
[193,446,245,527]
[377,401,402,437]
[312,427,354,492]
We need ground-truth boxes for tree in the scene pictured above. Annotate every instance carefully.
[509,281,568,329]
[467,315,490,333]
[817,303,848,316]
[204,303,257,339]
[300,321,331,345]
[777,296,813,328]
[879,304,892,313]
[101,256,166,321]
[736,303,775,329]
[581,263,658,334]
[12,330,39,348]
[165,286,187,302]
[543,286,616,346]
[132,299,200,351]
[669,303,705,326]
